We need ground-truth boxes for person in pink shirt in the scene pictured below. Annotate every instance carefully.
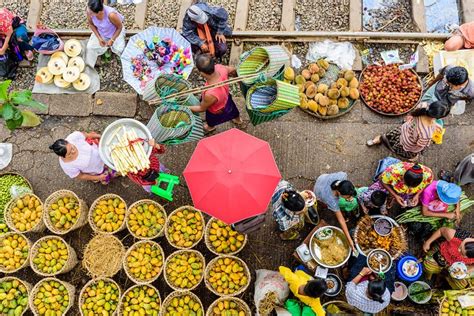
[420,180,462,224]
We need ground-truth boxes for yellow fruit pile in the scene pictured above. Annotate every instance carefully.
[207,257,248,296]
[166,251,204,290]
[32,279,70,315]
[81,279,120,316]
[208,219,246,254]
[9,194,42,232]
[48,196,80,231]
[128,202,165,238]
[121,285,160,316]
[164,293,203,316]
[0,233,29,271]
[32,237,68,274]
[440,293,474,316]
[167,209,203,248]
[126,242,163,282]
[92,197,126,233]
[0,278,29,316]
[210,299,246,316]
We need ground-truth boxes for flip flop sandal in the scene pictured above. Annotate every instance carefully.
[366,137,382,147]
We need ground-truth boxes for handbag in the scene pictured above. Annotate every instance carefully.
[32,25,64,54]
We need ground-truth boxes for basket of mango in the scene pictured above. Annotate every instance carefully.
[161,291,204,316]
[119,284,161,316]
[205,218,247,255]
[164,250,205,291]
[124,240,164,284]
[165,206,204,249]
[44,190,88,235]
[89,194,127,234]
[207,297,251,316]
[29,278,75,316]
[126,200,166,240]
[79,278,121,316]
[30,235,78,277]
[5,193,45,233]
[205,255,251,297]
[0,232,31,273]
[0,277,32,316]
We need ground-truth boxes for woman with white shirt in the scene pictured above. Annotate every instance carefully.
[345,266,390,314]
[49,131,113,183]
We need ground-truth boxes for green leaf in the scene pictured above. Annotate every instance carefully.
[5,117,23,130]
[10,90,32,105]
[2,104,13,120]
[18,99,47,111]
[12,107,22,120]
[20,110,42,127]
[0,80,11,103]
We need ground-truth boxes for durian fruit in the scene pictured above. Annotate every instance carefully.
[317,59,330,70]
[307,100,318,112]
[340,87,350,98]
[308,63,320,74]
[328,98,337,106]
[318,68,326,78]
[336,78,348,88]
[299,93,309,109]
[304,81,314,91]
[314,93,324,103]
[349,88,360,100]
[327,104,340,116]
[349,78,359,89]
[327,88,340,100]
[338,97,350,109]
[318,96,329,107]
[305,83,317,99]
[284,67,295,81]
[317,84,328,94]
[295,75,306,85]
[318,105,327,116]
[330,83,338,89]
[344,70,355,82]
[297,84,305,93]
[311,74,320,83]
[302,69,311,80]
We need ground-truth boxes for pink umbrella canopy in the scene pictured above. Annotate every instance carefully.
[183,128,281,224]
[0,8,13,33]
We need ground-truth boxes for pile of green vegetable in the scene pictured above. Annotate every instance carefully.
[0,278,29,315]
[0,174,31,230]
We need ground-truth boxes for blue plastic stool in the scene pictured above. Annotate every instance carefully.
[150,173,180,201]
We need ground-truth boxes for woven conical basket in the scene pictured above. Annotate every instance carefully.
[43,190,88,235]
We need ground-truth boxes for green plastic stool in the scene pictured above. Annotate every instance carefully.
[151,173,180,201]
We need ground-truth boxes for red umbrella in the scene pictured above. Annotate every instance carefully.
[0,8,14,33]
[183,128,281,224]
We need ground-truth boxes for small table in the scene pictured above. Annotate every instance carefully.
[292,220,327,273]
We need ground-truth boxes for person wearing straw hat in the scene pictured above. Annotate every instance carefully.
[189,53,243,132]
[420,180,462,224]
[182,2,232,58]
[0,7,34,61]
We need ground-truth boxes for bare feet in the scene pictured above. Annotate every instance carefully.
[366,135,382,146]
[203,123,217,134]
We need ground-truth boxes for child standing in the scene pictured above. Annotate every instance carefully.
[358,182,389,215]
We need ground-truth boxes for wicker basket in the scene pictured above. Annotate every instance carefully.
[204,255,251,297]
[29,277,75,316]
[165,206,205,250]
[206,297,252,316]
[0,276,32,316]
[118,284,161,316]
[79,278,122,316]
[160,291,204,316]
[0,232,31,273]
[163,249,205,291]
[82,233,125,278]
[4,193,46,233]
[43,190,88,235]
[30,235,78,277]
[126,199,167,240]
[123,240,164,285]
[89,194,127,235]
[204,217,248,256]
[143,73,193,105]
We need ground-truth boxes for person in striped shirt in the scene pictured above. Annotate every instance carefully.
[366,101,449,161]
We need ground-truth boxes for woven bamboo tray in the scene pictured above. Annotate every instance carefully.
[118,284,161,316]
[0,232,31,273]
[163,249,205,291]
[30,235,78,277]
[123,240,164,285]
[204,217,248,256]
[206,297,252,316]
[160,291,204,316]
[89,194,127,235]
[79,278,122,316]
[4,193,45,233]
[44,190,88,235]
[204,255,251,297]
[29,277,75,316]
[126,199,166,240]
[0,276,32,316]
[165,206,205,250]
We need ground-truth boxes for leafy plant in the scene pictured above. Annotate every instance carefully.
[0,80,47,130]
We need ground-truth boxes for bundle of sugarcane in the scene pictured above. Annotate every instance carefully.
[108,127,150,176]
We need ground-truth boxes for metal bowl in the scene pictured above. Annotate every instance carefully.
[309,226,352,269]
[99,118,153,170]
[355,215,400,257]
[374,217,393,236]
[367,248,393,274]
[325,274,342,297]
[408,281,432,304]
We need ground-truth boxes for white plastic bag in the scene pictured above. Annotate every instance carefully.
[451,100,466,115]
[305,40,356,70]
[254,269,289,316]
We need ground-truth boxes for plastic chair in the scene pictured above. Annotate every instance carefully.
[150,173,180,201]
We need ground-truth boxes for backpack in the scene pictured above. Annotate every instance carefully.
[231,214,266,234]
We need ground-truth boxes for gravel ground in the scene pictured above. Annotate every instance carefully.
[2,0,30,20]
[363,0,418,32]
[97,55,134,93]
[247,0,282,31]
[118,3,137,30]
[144,0,180,28]
[10,62,37,92]
[207,0,237,26]
[296,0,350,31]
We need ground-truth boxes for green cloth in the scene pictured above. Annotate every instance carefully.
[284,299,317,316]
[338,187,367,212]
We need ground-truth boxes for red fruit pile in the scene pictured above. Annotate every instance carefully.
[359,64,422,114]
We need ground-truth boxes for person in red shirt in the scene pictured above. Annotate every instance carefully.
[127,139,166,192]
[189,53,243,132]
